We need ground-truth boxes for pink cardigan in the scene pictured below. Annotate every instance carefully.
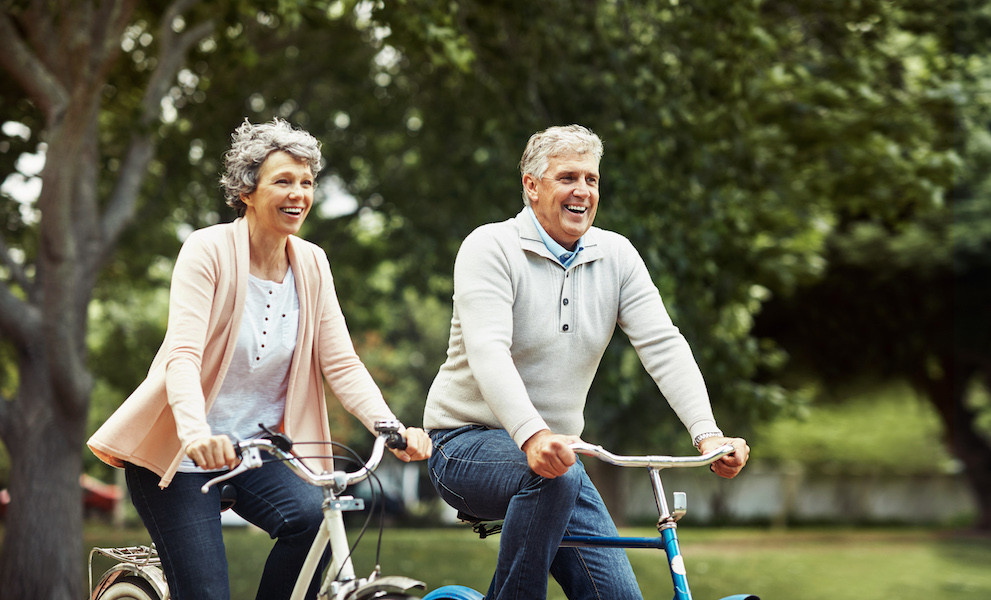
[88,218,397,487]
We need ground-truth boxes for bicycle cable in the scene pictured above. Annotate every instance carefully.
[291,440,388,583]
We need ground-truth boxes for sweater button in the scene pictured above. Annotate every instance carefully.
[562,324,569,332]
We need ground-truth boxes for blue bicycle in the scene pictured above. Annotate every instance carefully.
[423,442,759,600]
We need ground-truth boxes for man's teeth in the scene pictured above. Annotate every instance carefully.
[566,205,586,214]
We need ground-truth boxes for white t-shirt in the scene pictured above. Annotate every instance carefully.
[178,267,299,472]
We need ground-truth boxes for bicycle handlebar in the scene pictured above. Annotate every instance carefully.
[200,420,406,495]
[569,441,735,469]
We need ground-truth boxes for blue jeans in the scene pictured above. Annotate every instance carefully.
[428,426,643,600]
[126,459,328,600]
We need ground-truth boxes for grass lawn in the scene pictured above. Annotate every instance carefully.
[82,523,991,599]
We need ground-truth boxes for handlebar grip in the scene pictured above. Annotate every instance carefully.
[385,433,408,451]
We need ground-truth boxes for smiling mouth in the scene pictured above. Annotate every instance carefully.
[565,205,587,214]
[281,207,303,216]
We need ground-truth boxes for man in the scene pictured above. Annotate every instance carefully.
[423,124,749,599]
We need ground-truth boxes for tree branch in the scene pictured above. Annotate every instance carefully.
[102,7,215,246]
[0,271,40,352]
[0,231,33,297]
[0,12,70,125]
[141,12,216,124]
[88,0,139,85]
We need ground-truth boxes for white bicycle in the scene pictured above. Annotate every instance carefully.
[88,420,424,600]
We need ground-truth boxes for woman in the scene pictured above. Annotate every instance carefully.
[88,117,431,600]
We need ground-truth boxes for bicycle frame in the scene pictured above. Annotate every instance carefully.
[90,421,425,600]
[567,443,757,600]
[425,443,758,600]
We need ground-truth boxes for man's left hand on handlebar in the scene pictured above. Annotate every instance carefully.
[391,427,432,462]
[698,436,750,479]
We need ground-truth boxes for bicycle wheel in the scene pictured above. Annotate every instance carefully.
[423,585,485,600]
[95,576,162,600]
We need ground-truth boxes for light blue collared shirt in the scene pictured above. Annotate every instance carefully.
[526,206,584,268]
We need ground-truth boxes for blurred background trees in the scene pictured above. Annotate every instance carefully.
[0,0,984,596]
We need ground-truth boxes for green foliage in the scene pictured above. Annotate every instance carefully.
[0,0,969,466]
[360,0,957,449]
[81,1,968,455]
[753,381,955,476]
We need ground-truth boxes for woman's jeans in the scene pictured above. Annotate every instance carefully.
[125,459,328,600]
[428,426,643,600]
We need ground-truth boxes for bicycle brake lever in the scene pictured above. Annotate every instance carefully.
[200,446,264,494]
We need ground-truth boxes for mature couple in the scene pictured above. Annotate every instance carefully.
[89,119,749,600]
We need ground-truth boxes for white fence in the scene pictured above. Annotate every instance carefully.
[614,465,975,526]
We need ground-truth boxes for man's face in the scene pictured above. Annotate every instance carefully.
[523,153,600,250]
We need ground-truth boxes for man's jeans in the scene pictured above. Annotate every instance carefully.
[428,426,643,600]
[126,458,328,600]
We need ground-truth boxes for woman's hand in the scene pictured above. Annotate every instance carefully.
[698,436,750,479]
[186,435,239,471]
[390,427,432,462]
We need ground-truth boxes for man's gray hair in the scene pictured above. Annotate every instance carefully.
[220,117,323,217]
[519,124,603,206]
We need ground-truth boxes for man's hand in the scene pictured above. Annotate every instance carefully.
[186,434,239,471]
[698,436,750,479]
[390,427,432,462]
[522,430,582,478]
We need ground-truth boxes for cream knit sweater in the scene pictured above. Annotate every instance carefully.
[424,209,719,447]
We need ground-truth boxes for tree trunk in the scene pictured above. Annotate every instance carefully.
[0,352,86,599]
[924,359,991,531]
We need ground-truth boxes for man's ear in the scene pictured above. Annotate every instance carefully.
[522,174,540,204]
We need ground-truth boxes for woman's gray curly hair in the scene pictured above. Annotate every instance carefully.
[519,124,603,206]
[220,117,323,217]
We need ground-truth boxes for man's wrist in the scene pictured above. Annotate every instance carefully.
[522,428,552,452]
[693,431,723,449]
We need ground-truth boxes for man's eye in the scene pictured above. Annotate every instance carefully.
[587,177,599,187]
[559,176,575,183]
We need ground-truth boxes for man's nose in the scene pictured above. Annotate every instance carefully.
[572,179,591,197]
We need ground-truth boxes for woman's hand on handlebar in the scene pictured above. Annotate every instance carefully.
[390,427,432,462]
[186,435,240,471]
[698,436,750,479]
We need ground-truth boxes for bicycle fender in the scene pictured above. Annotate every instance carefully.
[91,564,169,600]
[350,575,426,599]
[716,595,760,600]
[422,584,485,600]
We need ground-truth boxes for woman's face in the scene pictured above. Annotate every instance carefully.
[241,150,314,239]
